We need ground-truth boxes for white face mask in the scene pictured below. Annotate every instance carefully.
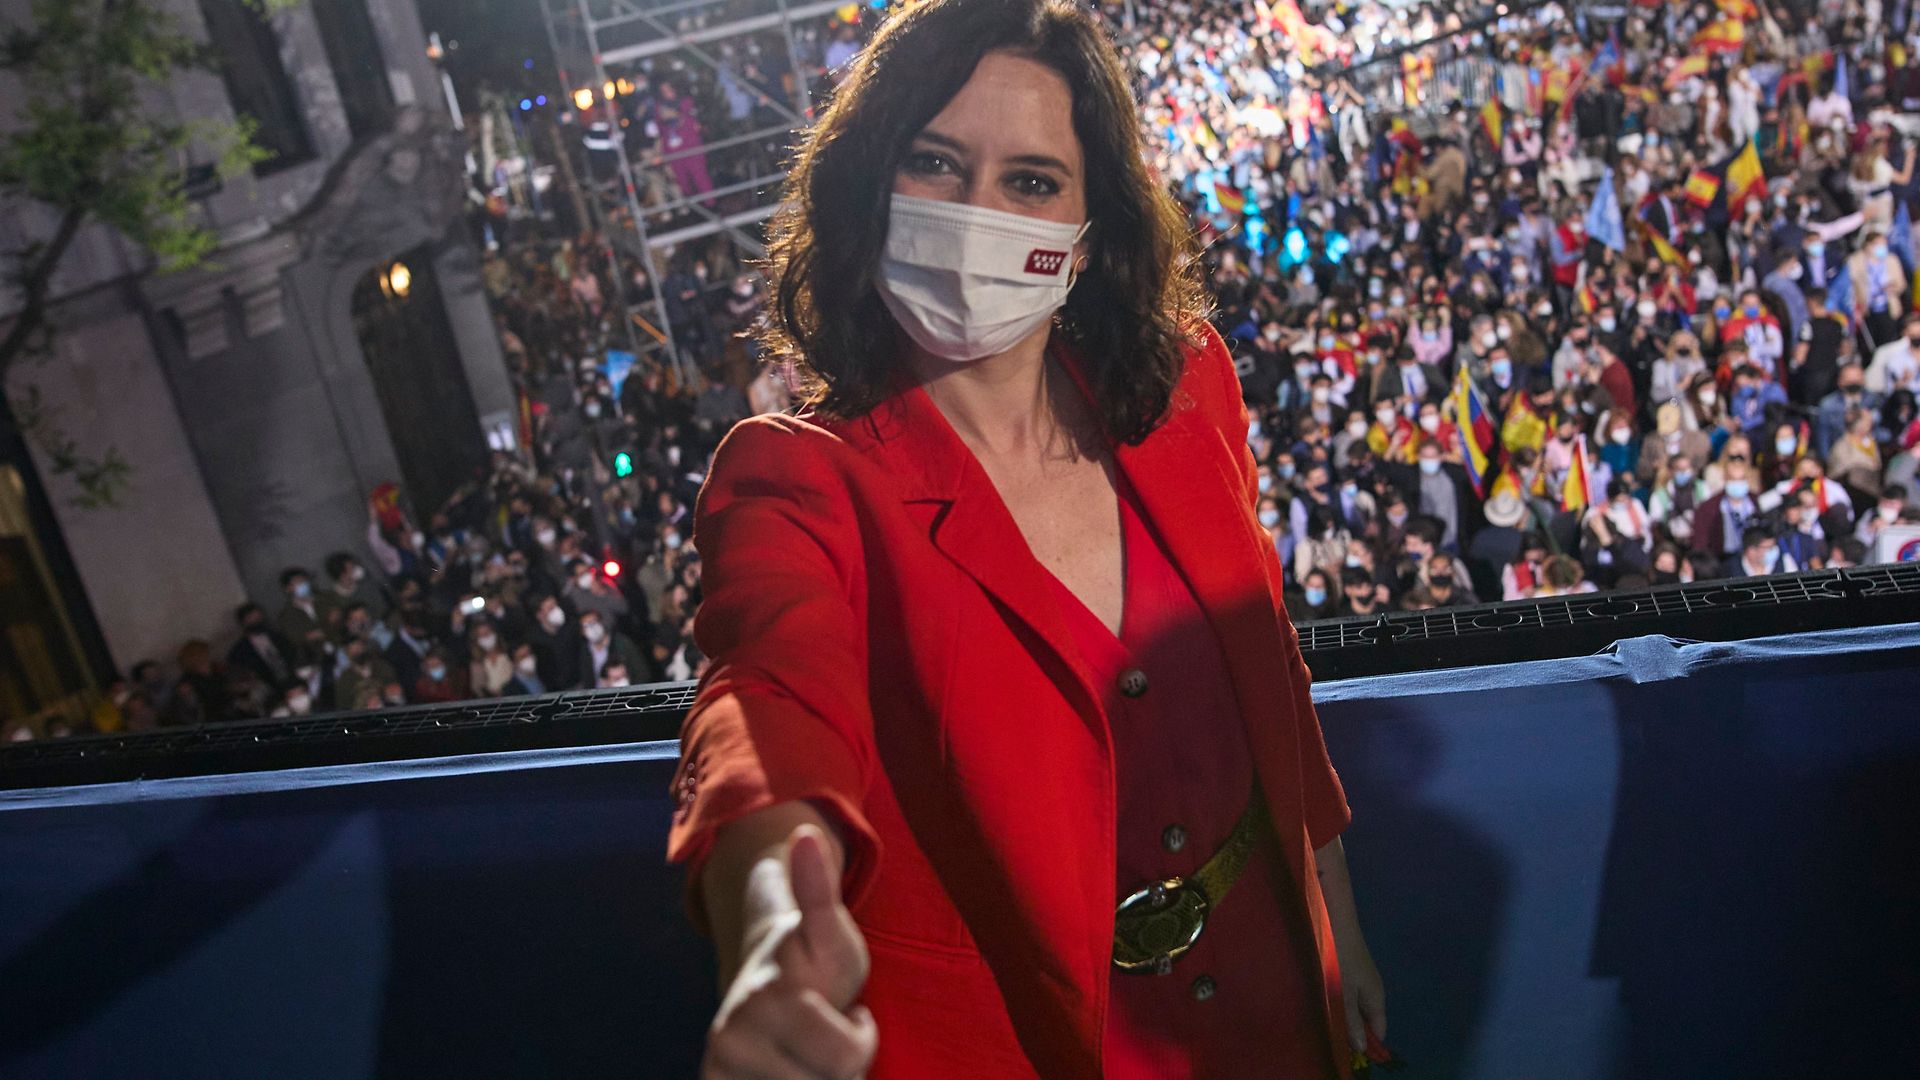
[518,656,539,675]
[873,194,1089,362]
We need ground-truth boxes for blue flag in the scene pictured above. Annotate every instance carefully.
[1585,168,1627,253]
[1835,55,1850,100]
[1891,200,1914,275]
[1827,258,1854,326]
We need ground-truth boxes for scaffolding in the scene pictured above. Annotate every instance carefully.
[538,0,849,379]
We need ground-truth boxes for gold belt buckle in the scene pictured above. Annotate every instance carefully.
[1111,876,1210,975]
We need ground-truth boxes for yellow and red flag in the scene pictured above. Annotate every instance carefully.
[1561,434,1597,512]
[1666,54,1710,89]
[1480,99,1503,146]
[1725,139,1767,211]
[1641,220,1685,266]
[1716,0,1758,18]
[1684,169,1723,206]
[1693,19,1746,55]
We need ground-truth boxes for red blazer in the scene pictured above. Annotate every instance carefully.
[668,326,1353,1079]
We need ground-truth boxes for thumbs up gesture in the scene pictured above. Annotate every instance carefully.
[702,825,877,1079]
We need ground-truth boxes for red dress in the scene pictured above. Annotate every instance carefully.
[1040,467,1340,1078]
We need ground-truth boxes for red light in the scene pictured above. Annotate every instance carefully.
[602,559,622,578]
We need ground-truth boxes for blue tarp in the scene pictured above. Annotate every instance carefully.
[3,625,1917,1078]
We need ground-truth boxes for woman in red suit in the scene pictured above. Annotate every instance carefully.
[670,1,1386,1076]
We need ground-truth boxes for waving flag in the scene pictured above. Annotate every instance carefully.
[1666,54,1710,89]
[1211,177,1248,215]
[1641,219,1685,266]
[1452,365,1497,498]
[1891,200,1914,274]
[1585,168,1627,253]
[1480,99,1503,146]
[1684,168,1723,206]
[1561,434,1599,512]
[1724,139,1767,212]
[1716,0,1758,16]
[1827,257,1855,325]
[1693,19,1746,54]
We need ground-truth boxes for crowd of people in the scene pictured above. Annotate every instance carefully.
[24,0,1920,738]
[1126,0,1920,619]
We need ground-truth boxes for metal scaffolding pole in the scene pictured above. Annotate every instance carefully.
[540,0,838,379]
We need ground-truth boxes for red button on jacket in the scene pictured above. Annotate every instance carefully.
[668,325,1353,1079]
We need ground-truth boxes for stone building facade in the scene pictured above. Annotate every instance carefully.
[0,0,507,718]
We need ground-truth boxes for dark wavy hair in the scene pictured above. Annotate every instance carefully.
[758,0,1209,445]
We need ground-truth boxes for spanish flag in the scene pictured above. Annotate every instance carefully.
[1502,393,1549,456]
[1724,139,1766,212]
[1666,54,1710,89]
[1641,220,1685,266]
[1561,434,1597,512]
[1212,179,1247,215]
[1693,19,1746,55]
[1684,169,1722,206]
[1480,99,1503,147]
[1715,0,1758,18]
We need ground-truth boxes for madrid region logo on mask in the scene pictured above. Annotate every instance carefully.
[875,193,1090,362]
[1024,249,1069,275]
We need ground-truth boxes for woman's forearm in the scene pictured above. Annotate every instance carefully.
[1314,835,1367,960]
[700,800,846,986]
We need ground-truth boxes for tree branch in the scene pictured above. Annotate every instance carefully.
[0,203,87,379]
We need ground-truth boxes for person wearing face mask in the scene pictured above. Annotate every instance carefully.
[273,684,315,719]
[527,595,584,691]
[1690,458,1761,557]
[1855,484,1914,546]
[1718,290,1786,379]
[1760,247,1810,347]
[1791,288,1849,406]
[1286,566,1339,622]
[1734,523,1796,579]
[1827,405,1886,500]
[467,618,516,697]
[412,647,470,705]
[1847,227,1909,346]
[273,568,332,663]
[1337,564,1388,616]
[1581,478,1653,585]
[502,643,548,697]
[1650,331,1707,410]
[1814,364,1883,456]
[319,551,389,624]
[574,610,644,692]
[562,555,631,630]
[1419,551,1477,607]
[1409,315,1453,369]
[1866,310,1920,398]
[1638,401,1713,485]
[1374,344,1443,408]
[676,7,1386,1077]
[227,602,296,688]
[1386,440,1472,552]
[335,635,400,713]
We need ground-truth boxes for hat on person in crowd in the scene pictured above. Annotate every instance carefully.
[1484,490,1528,530]
[1656,401,1684,436]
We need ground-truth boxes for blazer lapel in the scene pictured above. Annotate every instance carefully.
[1049,343,1302,782]
[828,365,1112,736]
